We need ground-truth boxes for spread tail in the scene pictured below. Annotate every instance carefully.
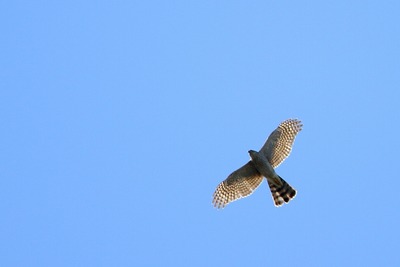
[267,176,296,207]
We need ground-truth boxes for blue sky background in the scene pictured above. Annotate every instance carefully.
[2,1,400,266]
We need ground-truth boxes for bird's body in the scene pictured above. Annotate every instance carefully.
[212,119,303,208]
[248,150,282,187]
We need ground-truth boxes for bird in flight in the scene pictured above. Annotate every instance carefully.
[212,119,303,208]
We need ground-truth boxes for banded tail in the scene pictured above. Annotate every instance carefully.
[267,176,296,207]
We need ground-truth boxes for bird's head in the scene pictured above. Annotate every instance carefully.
[248,150,258,158]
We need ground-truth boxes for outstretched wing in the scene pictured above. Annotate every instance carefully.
[260,119,303,168]
[212,161,263,209]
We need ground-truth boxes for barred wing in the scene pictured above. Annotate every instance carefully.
[212,161,263,208]
[260,119,303,168]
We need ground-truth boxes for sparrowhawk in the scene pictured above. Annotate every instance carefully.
[212,119,303,208]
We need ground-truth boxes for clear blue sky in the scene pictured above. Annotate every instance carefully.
[2,1,400,266]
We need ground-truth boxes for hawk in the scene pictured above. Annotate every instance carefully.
[212,119,303,208]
